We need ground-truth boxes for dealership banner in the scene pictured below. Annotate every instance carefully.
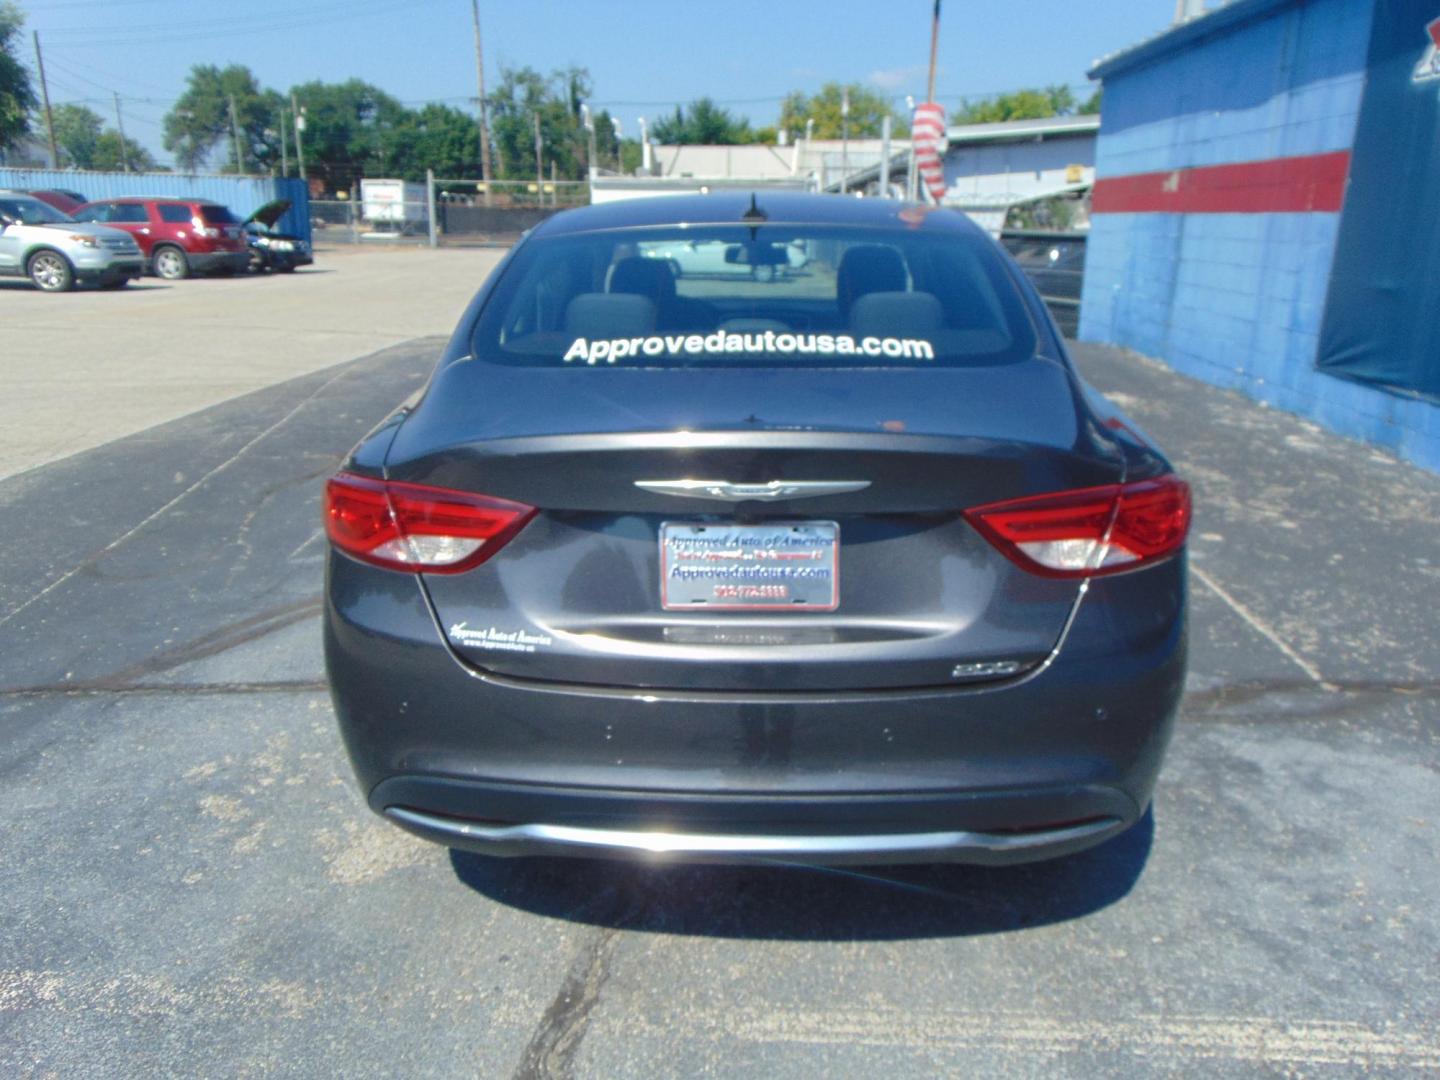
[1317,1,1440,400]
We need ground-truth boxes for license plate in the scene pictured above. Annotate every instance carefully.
[660,522,839,611]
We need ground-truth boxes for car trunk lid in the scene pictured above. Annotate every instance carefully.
[389,360,1122,691]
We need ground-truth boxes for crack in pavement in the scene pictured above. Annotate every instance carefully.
[512,928,620,1080]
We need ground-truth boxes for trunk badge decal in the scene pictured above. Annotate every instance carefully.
[635,479,870,502]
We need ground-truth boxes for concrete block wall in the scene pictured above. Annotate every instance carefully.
[1081,0,1440,470]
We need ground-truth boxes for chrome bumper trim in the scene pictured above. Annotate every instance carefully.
[385,806,1123,861]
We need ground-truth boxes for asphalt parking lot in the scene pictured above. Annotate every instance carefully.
[1,248,1437,1077]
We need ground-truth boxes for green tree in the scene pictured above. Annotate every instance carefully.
[486,65,589,180]
[1079,87,1102,115]
[164,64,280,172]
[954,85,1079,124]
[93,130,157,172]
[0,1,37,154]
[290,78,410,187]
[51,102,103,168]
[777,83,903,140]
[380,103,479,181]
[649,97,752,145]
[618,137,643,175]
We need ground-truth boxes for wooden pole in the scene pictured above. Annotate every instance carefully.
[279,108,289,176]
[113,93,131,172]
[291,92,307,183]
[926,0,941,103]
[32,32,59,168]
[228,94,244,174]
[471,0,493,204]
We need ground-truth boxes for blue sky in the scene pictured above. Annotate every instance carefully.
[23,0,1173,165]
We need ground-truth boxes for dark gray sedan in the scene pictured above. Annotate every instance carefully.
[324,193,1189,866]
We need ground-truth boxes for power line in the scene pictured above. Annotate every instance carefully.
[36,0,417,45]
[43,54,175,95]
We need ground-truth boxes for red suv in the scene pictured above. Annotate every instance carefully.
[72,197,250,279]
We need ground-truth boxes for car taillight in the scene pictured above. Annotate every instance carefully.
[964,475,1191,578]
[324,473,536,574]
[190,216,221,238]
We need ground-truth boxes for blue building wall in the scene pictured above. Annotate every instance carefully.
[1080,0,1440,472]
[0,168,311,244]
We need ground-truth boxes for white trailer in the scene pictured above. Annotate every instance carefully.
[360,178,426,227]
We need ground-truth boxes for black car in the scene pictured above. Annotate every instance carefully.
[324,193,1189,867]
[1000,230,1087,338]
[244,199,313,273]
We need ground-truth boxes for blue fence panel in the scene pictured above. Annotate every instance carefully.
[0,169,311,245]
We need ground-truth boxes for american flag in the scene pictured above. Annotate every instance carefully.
[911,103,948,203]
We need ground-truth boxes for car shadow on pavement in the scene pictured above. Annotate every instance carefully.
[449,810,1152,940]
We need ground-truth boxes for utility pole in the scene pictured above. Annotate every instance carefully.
[927,0,942,103]
[279,108,289,176]
[905,97,917,202]
[533,111,543,202]
[113,93,131,172]
[228,94,244,174]
[804,118,815,187]
[579,104,597,180]
[879,113,892,198]
[291,93,307,184]
[471,0,492,203]
[840,85,850,193]
[32,32,59,168]
[638,116,651,175]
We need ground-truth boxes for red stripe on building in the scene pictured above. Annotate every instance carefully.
[1092,150,1351,214]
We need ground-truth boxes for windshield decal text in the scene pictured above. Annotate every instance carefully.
[562,332,935,365]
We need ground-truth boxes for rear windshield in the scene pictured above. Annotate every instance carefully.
[199,205,239,224]
[472,224,1038,368]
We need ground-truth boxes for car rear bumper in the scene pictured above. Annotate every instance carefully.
[325,552,1186,865]
[382,801,1131,866]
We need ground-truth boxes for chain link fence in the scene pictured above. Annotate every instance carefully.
[307,177,591,248]
[309,198,432,245]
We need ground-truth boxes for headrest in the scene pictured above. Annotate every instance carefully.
[609,257,676,302]
[563,293,657,338]
[836,245,907,314]
[848,291,944,338]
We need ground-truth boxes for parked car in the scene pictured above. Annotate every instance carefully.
[17,188,88,215]
[1000,230,1086,338]
[324,193,1190,868]
[243,199,313,273]
[0,190,144,292]
[71,197,250,279]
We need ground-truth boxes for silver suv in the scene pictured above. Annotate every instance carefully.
[0,191,144,292]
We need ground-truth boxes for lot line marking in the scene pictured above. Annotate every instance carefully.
[287,527,326,561]
[644,1005,1440,1069]
[1191,565,1335,691]
[0,365,355,632]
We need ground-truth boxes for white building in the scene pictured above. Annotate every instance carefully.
[590,137,911,204]
[833,114,1100,233]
